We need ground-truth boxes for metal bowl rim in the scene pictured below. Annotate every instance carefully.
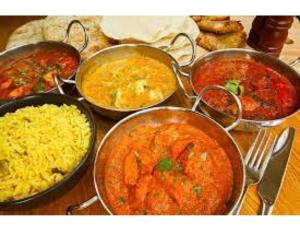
[92,105,246,215]
[0,93,96,206]
[188,48,300,124]
[0,41,82,98]
[74,43,181,113]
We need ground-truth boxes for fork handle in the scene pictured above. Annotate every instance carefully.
[261,201,274,215]
[231,185,249,215]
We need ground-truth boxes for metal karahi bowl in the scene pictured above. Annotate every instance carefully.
[0,20,88,105]
[176,48,300,131]
[66,85,246,215]
[55,33,196,120]
[0,93,96,206]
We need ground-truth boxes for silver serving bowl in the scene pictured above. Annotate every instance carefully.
[0,93,96,207]
[0,20,88,104]
[55,33,196,120]
[176,48,300,131]
[66,85,246,215]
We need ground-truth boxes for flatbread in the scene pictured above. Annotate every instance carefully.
[151,17,200,50]
[197,31,247,51]
[43,16,111,60]
[167,43,195,60]
[113,16,200,61]
[100,16,170,43]
[100,16,200,45]
[177,45,206,65]
[197,20,243,34]
[191,16,230,23]
[6,19,45,49]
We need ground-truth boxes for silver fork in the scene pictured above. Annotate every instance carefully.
[232,129,277,215]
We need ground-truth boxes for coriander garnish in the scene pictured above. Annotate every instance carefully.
[193,184,202,198]
[156,158,175,172]
[33,82,45,93]
[118,196,126,204]
[225,79,244,96]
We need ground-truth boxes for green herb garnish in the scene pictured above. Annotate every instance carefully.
[14,78,27,86]
[225,79,244,96]
[118,196,126,204]
[193,184,202,197]
[33,82,45,93]
[111,89,119,106]
[156,158,175,172]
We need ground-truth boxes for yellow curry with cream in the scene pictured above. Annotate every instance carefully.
[82,56,177,110]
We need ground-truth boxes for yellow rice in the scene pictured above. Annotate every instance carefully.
[0,104,91,202]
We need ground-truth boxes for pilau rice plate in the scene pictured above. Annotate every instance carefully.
[0,104,91,202]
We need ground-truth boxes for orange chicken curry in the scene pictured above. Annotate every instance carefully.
[104,123,234,215]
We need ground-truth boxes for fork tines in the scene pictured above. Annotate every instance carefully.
[244,129,277,173]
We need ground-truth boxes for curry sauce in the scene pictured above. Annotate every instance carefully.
[104,123,233,215]
[82,56,176,110]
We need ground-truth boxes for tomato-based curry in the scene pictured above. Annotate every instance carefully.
[193,58,297,120]
[104,123,233,215]
[0,48,78,101]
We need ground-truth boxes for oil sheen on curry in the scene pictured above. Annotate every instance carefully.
[193,58,297,120]
[104,123,233,215]
[82,56,176,110]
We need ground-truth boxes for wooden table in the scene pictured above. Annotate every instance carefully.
[0,16,299,215]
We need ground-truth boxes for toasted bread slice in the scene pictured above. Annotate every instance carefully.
[197,31,247,51]
[197,20,243,34]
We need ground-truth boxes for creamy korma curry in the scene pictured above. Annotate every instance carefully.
[82,56,176,110]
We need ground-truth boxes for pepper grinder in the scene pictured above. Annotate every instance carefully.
[247,16,294,57]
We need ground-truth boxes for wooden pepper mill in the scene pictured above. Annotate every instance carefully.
[247,16,294,57]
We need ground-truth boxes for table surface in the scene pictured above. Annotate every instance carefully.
[0,16,299,215]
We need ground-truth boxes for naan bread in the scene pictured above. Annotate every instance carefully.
[6,19,45,49]
[109,16,200,61]
[191,16,230,23]
[176,45,206,65]
[197,31,247,51]
[100,16,169,43]
[197,20,244,34]
[151,17,200,50]
[43,16,111,60]
[101,16,200,45]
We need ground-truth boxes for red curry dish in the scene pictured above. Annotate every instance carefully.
[0,48,78,100]
[193,58,297,120]
[104,123,233,215]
